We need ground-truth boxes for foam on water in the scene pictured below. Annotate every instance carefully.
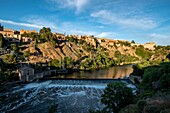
[24,80,52,89]
[59,91,86,97]
[0,79,137,113]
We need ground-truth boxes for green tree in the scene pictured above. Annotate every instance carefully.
[160,73,170,89]
[140,62,170,90]
[137,100,147,112]
[1,54,17,64]
[29,32,39,41]
[101,82,134,113]
[10,44,19,52]
[21,32,27,37]
[23,50,31,59]
[50,59,61,68]
[135,46,153,60]
[0,33,4,48]
[64,57,73,68]
[40,27,51,34]
[39,27,52,42]
[131,40,135,44]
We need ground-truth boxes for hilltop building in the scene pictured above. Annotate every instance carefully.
[20,29,37,34]
[143,42,156,50]
[0,24,21,39]
[54,32,65,39]
[21,37,32,42]
[0,28,15,37]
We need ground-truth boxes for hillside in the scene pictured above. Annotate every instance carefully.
[1,27,170,71]
[21,35,169,69]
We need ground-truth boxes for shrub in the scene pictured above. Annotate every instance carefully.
[137,100,147,111]
[101,82,134,113]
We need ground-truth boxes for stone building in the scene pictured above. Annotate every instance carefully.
[21,37,32,42]
[54,32,65,39]
[20,29,37,34]
[0,28,15,37]
[0,24,21,39]
[144,42,156,50]
[18,67,35,82]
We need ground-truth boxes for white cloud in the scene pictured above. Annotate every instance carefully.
[96,26,105,28]
[149,33,170,45]
[91,10,157,29]
[75,0,89,13]
[66,29,116,39]
[23,16,58,31]
[47,0,89,13]
[69,29,97,36]
[60,22,115,38]
[150,33,170,39]
[96,32,115,38]
[0,19,43,29]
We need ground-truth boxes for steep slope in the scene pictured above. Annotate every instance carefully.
[21,36,169,65]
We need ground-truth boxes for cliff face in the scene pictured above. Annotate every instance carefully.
[21,36,169,64]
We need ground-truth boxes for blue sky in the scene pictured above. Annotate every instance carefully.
[0,0,170,45]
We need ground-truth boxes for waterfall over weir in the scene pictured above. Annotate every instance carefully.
[0,79,137,113]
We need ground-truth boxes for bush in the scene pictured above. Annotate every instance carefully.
[90,82,134,113]
[101,82,134,113]
[142,66,161,84]
[144,106,164,113]
[49,59,61,68]
[131,65,144,76]
[160,73,170,89]
[1,54,17,64]
[135,46,153,60]
[0,33,4,48]
[137,100,147,111]
[24,50,31,58]
[141,62,170,90]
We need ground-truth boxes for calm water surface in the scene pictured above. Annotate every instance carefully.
[57,64,133,79]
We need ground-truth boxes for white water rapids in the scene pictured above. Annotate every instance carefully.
[0,79,137,113]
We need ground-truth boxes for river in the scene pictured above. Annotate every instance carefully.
[56,64,133,79]
[0,65,135,113]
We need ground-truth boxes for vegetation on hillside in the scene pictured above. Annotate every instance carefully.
[0,33,4,47]
[0,26,170,83]
[119,61,170,113]
[135,45,154,60]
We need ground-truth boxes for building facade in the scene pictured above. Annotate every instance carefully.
[20,29,37,34]
[18,67,35,82]
[144,42,156,50]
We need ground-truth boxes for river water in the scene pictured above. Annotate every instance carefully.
[56,64,133,79]
[0,65,135,113]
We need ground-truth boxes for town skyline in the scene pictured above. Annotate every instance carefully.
[0,0,170,45]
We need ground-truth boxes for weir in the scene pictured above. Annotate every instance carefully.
[0,79,137,113]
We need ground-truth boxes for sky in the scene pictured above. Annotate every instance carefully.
[0,0,170,45]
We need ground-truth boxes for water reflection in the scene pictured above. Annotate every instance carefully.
[57,64,133,79]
